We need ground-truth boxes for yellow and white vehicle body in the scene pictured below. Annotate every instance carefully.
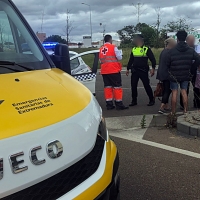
[0,0,120,199]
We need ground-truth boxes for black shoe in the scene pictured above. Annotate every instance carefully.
[129,102,137,106]
[116,105,129,110]
[107,106,115,110]
[147,100,155,106]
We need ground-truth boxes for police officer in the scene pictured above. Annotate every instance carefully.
[99,35,128,110]
[126,34,156,106]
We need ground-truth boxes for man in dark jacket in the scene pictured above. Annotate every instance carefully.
[180,35,200,109]
[167,30,200,114]
[126,34,156,106]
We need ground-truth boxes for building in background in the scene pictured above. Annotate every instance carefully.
[97,40,121,48]
[167,31,200,45]
[68,43,78,48]
[57,35,121,49]
[92,42,99,48]
[36,32,46,43]
[83,36,92,48]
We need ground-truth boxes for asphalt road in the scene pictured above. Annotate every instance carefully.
[95,72,200,200]
[113,136,200,200]
[96,71,196,117]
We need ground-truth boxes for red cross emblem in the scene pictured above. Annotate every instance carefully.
[101,47,108,55]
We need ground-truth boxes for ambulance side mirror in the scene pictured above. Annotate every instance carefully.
[50,43,71,75]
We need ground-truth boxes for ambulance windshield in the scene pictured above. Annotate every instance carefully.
[0,0,51,74]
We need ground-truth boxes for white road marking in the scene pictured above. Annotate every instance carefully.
[109,131,200,159]
[107,114,200,158]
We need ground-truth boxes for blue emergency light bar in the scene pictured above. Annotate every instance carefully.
[42,42,58,49]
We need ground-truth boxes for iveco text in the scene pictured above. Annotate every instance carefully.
[0,140,63,179]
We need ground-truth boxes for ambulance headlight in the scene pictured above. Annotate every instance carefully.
[98,118,108,141]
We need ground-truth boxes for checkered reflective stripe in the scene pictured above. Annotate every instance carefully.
[73,73,96,82]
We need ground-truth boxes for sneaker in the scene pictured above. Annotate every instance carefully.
[158,109,166,114]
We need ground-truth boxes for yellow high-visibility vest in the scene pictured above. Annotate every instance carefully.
[132,46,148,57]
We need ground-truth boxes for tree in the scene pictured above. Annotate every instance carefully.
[157,17,193,46]
[44,35,67,44]
[0,21,6,49]
[117,23,156,47]
[139,25,156,47]
[64,9,75,45]
[100,23,106,43]
[154,7,162,48]
[117,25,135,46]
[161,18,193,34]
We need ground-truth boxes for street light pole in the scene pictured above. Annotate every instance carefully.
[82,3,92,46]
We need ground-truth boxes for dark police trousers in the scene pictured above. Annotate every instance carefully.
[131,69,154,103]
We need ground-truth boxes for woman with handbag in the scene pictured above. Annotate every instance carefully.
[156,38,176,114]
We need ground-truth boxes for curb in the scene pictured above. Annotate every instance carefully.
[177,115,200,137]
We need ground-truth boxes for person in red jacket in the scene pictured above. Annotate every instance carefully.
[99,35,128,110]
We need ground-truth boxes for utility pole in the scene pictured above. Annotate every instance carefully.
[82,3,92,46]
[66,9,70,45]
[133,2,146,24]
[103,25,106,44]
[41,8,45,33]
[100,23,106,44]
[155,7,161,48]
[64,9,75,45]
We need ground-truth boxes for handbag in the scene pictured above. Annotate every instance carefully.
[154,81,163,100]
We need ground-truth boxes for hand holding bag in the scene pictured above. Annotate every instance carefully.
[154,81,163,99]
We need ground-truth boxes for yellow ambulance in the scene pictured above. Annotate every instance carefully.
[0,0,120,199]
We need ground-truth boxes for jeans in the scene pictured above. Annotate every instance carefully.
[170,81,189,90]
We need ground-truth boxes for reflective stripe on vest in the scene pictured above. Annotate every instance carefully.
[100,59,118,63]
[99,56,118,64]
[132,46,148,57]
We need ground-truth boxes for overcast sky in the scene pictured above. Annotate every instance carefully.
[12,0,200,42]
